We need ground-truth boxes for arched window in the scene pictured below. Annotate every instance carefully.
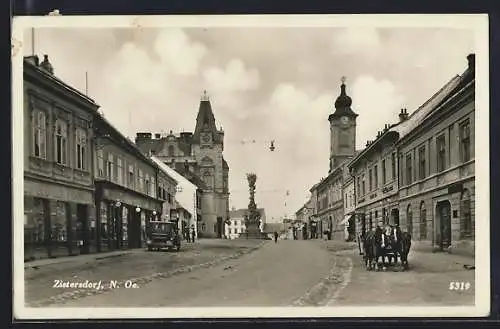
[203,171,213,189]
[419,201,427,240]
[460,189,472,238]
[407,204,413,235]
[168,145,175,157]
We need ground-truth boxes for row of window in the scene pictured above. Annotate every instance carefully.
[403,118,471,186]
[97,151,164,197]
[32,110,88,170]
[355,118,472,198]
[227,228,244,234]
[356,153,397,199]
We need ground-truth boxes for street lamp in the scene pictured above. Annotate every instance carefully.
[135,206,141,213]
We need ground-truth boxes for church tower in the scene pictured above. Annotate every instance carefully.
[192,91,229,238]
[328,77,358,172]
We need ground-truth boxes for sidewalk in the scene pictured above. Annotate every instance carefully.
[24,249,140,270]
[328,246,476,306]
[24,238,234,270]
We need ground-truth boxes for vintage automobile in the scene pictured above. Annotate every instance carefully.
[146,220,181,252]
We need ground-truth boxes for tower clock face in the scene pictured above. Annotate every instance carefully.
[202,133,211,143]
[340,116,349,125]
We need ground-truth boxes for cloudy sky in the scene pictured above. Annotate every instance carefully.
[23,26,475,222]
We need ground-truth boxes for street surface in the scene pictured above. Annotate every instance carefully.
[24,239,475,308]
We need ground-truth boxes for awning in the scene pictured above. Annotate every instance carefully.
[340,214,353,225]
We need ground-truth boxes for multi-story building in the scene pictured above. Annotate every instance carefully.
[348,124,401,236]
[310,78,359,241]
[93,114,171,252]
[23,55,99,260]
[341,165,356,241]
[396,54,475,255]
[308,183,320,239]
[151,156,199,238]
[226,209,246,240]
[135,92,230,238]
[347,54,475,256]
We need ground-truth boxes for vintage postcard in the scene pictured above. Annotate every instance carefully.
[12,14,490,319]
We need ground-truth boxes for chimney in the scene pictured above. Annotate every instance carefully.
[40,54,54,75]
[135,132,152,145]
[399,108,408,122]
[24,55,40,66]
[155,133,161,139]
[467,53,475,75]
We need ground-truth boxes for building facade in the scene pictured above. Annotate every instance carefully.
[93,114,169,252]
[347,54,475,256]
[348,127,400,238]
[135,92,230,238]
[341,165,356,241]
[23,55,99,260]
[396,55,475,255]
[151,156,199,238]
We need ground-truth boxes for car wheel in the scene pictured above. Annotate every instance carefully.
[176,245,181,251]
[147,247,152,251]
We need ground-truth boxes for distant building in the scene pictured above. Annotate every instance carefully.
[225,208,266,239]
[309,79,360,241]
[135,92,230,238]
[151,156,199,238]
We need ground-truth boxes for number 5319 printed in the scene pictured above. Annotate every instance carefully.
[449,281,472,291]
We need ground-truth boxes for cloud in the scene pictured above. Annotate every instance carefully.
[203,59,260,92]
[350,75,407,149]
[332,28,381,54]
[26,27,475,222]
[153,28,208,76]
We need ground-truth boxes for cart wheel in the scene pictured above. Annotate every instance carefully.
[176,244,181,251]
[147,246,152,251]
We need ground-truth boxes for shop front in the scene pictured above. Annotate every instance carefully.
[95,181,163,252]
[24,177,95,261]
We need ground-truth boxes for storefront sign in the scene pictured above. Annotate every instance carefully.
[103,188,161,211]
[24,178,93,205]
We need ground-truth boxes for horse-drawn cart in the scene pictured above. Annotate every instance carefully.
[358,226,412,272]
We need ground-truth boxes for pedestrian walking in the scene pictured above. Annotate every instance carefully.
[273,231,279,244]
[191,228,196,243]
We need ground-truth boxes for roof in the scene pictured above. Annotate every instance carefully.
[94,110,161,169]
[328,82,358,120]
[23,56,99,110]
[389,75,462,140]
[349,74,462,168]
[222,158,229,170]
[23,57,162,172]
[193,99,222,144]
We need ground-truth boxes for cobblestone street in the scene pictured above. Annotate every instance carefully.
[25,239,264,306]
[24,239,476,308]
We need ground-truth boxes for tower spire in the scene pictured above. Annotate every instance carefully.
[201,90,210,101]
